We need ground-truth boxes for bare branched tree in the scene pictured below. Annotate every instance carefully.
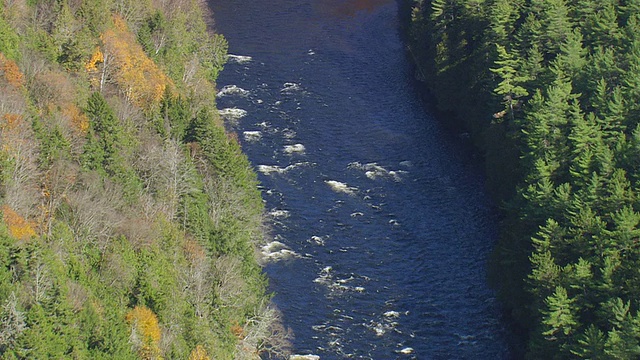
[66,173,124,253]
[136,138,197,221]
[26,261,51,305]
[236,303,292,360]
[0,108,40,217]
[0,292,26,351]
[211,255,248,311]
[40,160,78,237]
[179,239,211,318]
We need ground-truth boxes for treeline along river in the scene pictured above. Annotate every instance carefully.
[210,0,512,358]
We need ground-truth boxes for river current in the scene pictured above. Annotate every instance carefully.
[210,0,511,358]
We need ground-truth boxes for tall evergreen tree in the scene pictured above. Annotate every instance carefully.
[490,44,529,121]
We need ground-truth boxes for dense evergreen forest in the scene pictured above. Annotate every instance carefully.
[0,0,290,358]
[407,0,640,358]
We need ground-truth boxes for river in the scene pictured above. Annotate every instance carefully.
[210,0,511,358]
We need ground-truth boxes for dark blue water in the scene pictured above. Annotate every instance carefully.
[210,1,510,358]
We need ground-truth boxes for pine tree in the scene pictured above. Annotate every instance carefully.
[515,13,543,53]
[603,298,640,359]
[588,0,622,49]
[621,38,640,128]
[568,110,601,186]
[490,44,529,121]
[541,286,579,355]
[553,29,587,90]
[541,0,573,55]
[520,44,547,90]
[160,88,190,141]
[488,0,518,45]
[571,325,607,359]
[529,219,564,302]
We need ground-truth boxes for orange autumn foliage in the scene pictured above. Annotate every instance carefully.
[230,322,244,339]
[99,16,171,107]
[188,345,210,360]
[0,53,25,88]
[1,205,36,240]
[1,113,22,132]
[62,104,89,134]
[126,305,162,359]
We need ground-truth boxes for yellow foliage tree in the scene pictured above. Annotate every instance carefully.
[188,345,210,360]
[126,305,163,359]
[1,205,36,240]
[85,47,104,72]
[97,16,171,107]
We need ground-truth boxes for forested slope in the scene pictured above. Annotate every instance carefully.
[0,0,288,358]
[407,0,640,358]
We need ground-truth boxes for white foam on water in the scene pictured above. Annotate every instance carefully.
[327,324,343,331]
[284,143,305,154]
[257,165,286,175]
[308,49,315,55]
[314,267,368,294]
[308,235,326,246]
[262,240,287,252]
[269,209,290,218]
[289,355,320,360]
[325,180,357,195]
[216,84,250,97]
[398,347,414,354]
[227,54,252,64]
[314,266,333,285]
[384,311,401,318]
[218,108,247,122]
[399,160,413,167]
[336,276,354,284]
[281,82,303,93]
[243,131,262,142]
[328,338,341,347]
[257,162,313,175]
[348,162,405,181]
[282,128,297,139]
[364,321,388,337]
[261,240,299,262]
[389,170,408,181]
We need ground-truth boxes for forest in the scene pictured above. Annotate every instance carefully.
[0,0,290,358]
[407,0,640,358]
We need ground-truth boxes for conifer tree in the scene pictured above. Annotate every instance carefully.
[490,44,529,121]
[541,286,579,353]
[572,325,606,359]
[541,0,573,55]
